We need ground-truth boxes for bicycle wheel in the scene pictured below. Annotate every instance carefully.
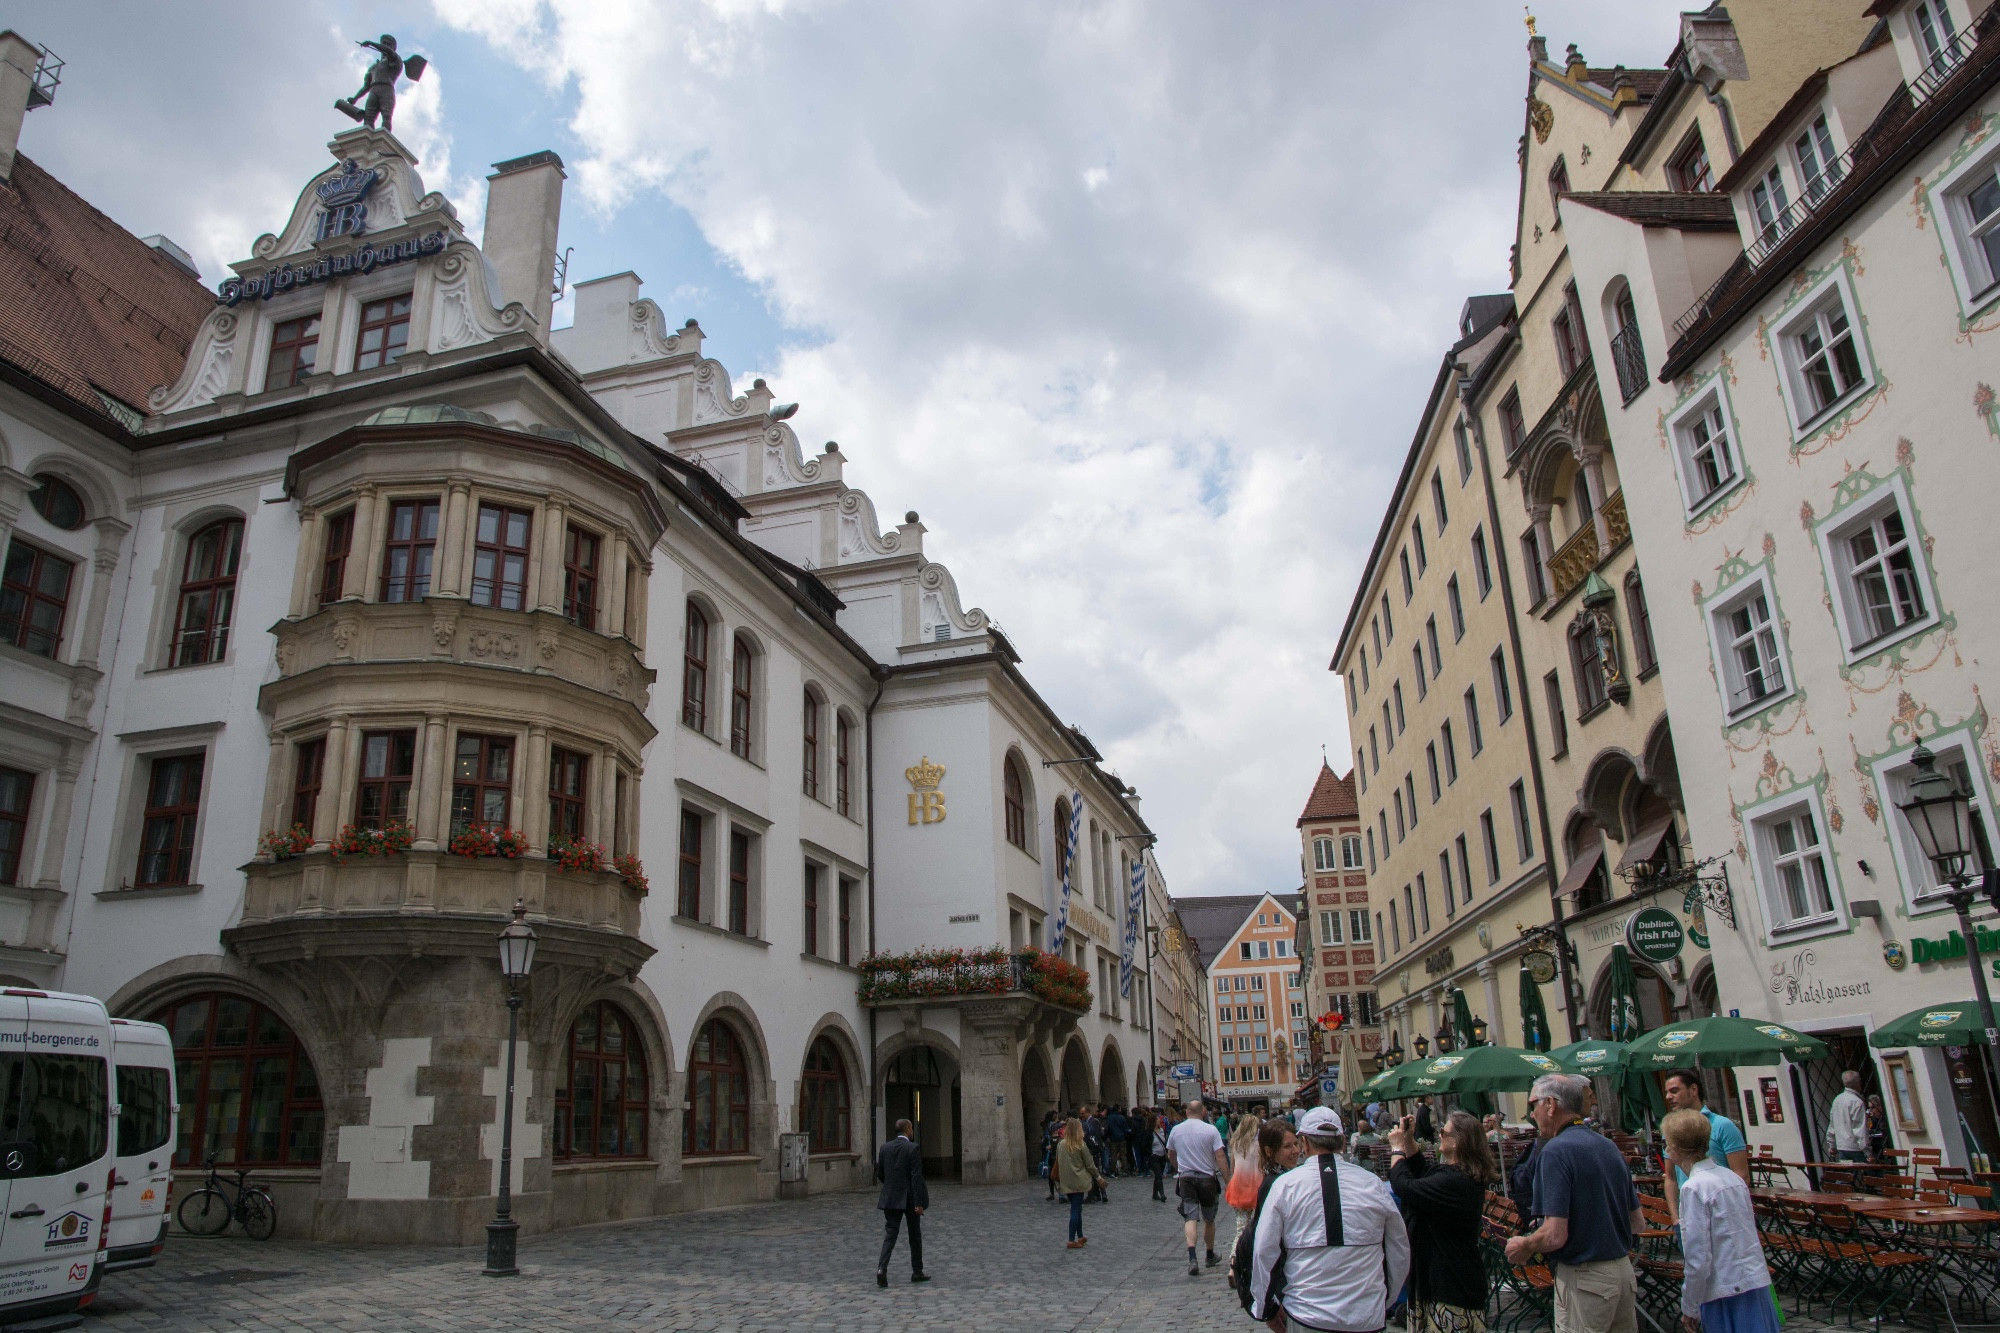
[177,1188,232,1236]
[239,1188,278,1241]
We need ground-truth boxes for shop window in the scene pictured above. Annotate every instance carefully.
[548,747,588,841]
[317,509,353,608]
[554,1000,648,1160]
[265,314,321,391]
[356,730,415,828]
[451,733,514,833]
[153,994,322,1167]
[0,766,31,886]
[0,540,73,658]
[28,474,85,529]
[683,1019,751,1156]
[353,294,412,372]
[379,499,440,602]
[470,504,532,610]
[563,526,600,630]
[172,519,244,667]
[136,753,203,887]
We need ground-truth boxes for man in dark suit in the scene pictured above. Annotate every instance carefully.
[875,1119,930,1286]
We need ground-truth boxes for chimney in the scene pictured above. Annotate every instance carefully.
[481,151,566,341]
[0,31,45,184]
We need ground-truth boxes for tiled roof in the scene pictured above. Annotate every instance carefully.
[1297,763,1358,825]
[1172,893,1298,971]
[1562,190,1740,230]
[1584,67,1671,99]
[0,155,210,434]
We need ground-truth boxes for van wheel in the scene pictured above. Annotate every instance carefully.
[177,1188,231,1236]
[240,1189,278,1241]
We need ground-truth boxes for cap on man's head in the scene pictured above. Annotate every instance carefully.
[1298,1107,1344,1137]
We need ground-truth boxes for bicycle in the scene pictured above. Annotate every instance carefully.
[175,1154,278,1241]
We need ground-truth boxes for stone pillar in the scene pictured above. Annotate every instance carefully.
[1579,448,1611,555]
[74,517,129,670]
[437,478,473,598]
[955,999,1033,1185]
[289,508,320,618]
[262,730,290,843]
[1478,962,1506,1048]
[0,464,29,558]
[312,718,352,847]
[414,713,449,851]
[1529,503,1555,600]
[537,501,568,615]
[590,745,617,851]
[343,486,379,601]
[521,725,550,851]
[626,559,649,653]
[603,534,628,638]
[31,754,82,894]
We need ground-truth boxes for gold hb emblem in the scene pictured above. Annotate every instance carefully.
[906,756,946,825]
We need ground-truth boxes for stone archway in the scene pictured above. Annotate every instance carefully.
[1099,1043,1127,1116]
[1021,1046,1056,1169]
[880,1041,963,1181]
[1059,1037,1095,1111]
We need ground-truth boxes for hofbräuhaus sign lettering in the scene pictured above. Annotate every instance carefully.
[217,231,448,307]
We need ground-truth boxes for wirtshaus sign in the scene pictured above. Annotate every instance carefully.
[1908,924,2000,977]
[217,231,448,306]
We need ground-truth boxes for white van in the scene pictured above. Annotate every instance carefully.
[105,1019,174,1272]
[0,988,115,1323]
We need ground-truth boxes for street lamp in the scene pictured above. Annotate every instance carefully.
[1895,745,2000,1119]
[1436,1021,1456,1055]
[484,900,538,1277]
[1413,1032,1430,1060]
[1471,1015,1489,1046]
[1384,1035,1404,1068]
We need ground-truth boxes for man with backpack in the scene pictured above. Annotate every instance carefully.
[1248,1107,1410,1333]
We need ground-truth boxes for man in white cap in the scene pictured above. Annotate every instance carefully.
[1249,1106,1410,1333]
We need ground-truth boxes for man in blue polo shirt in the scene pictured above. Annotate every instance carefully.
[1661,1068,1749,1223]
[1505,1074,1641,1333]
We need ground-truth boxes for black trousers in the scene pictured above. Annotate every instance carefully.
[877,1208,922,1274]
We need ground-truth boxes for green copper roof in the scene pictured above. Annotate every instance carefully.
[361,403,499,428]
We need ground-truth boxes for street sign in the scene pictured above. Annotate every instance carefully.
[1626,906,1686,963]
[1319,1076,1340,1100]
[1171,1063,1197,1080]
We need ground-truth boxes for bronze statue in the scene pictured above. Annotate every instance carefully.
[335,35,427,133]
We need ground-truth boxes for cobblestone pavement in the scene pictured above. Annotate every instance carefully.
[77,1178,1933,1332]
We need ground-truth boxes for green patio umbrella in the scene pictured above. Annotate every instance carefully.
[1396,1045,1568,1096]
[1351,1064,1412,1105]
[1605,947,1669,1134]
[1450,988,1495,1115]
[1868,1001,1987,1048]
[1517,965,1553,1053]
[1545,1038,1630,1077]
[1623,1015,1831,1069]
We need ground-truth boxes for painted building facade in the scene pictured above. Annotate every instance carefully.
[1293,763,1381,1077]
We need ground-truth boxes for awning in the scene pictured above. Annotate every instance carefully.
[1616,814,1676,873]
[1553,843,1605,900]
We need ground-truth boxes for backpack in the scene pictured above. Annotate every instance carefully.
[1238,1155,1347,1320]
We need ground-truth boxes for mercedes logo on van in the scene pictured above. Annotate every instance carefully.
[3,1149,20,1173]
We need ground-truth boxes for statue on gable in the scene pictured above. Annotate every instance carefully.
[335,35,427,133]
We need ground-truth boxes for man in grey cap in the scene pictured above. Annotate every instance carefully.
[1249,1106,1410,1333]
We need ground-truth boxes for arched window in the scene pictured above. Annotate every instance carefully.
[29,474,85,530]
[682,602,709,732]
[1003,756,1027,850]
[729,635,755,759]
[835,714,853,817]
[1054,797,1072,882]
[1626,570,1657,676]
[555,1001,649,1160]
[151,993,323,1167]
[684,1019,750,1156]
[173,519,243,666]
[802,689,821,800]
[801,1036,850,1152]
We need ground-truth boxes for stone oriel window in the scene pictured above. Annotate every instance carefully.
[563,526,600,630]
[548,747,588,841]
[470,503,533,610]
[291,738,325,832]
[451,734,514,832]
[379,499,440,603]
[356,730,416,828]
[136,753,204,887]
[802,1037,850,1152]
[684,1019,750,1157]
[554,1001,649,1160]
[172,519,244,667]
[317,509,353,608]
[153,993,323,1167]
[682,601,710,733]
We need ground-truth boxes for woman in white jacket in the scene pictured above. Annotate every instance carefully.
[1662,1109,1778,1333]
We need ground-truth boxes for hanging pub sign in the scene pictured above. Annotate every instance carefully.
[1524,949,1557,985]
[1625,906,1685,964]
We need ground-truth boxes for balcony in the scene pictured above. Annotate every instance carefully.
[1547,489,1628,604]
[859,946,1092,1048]
[237,849,646,935]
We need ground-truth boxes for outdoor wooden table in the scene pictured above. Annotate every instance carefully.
[1854,1204,2000,1224]
[1751,1188,1890,1207]
[1848,1202,2000,1320]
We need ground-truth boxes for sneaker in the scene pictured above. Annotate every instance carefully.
[1188,1261,1200,1277]
[1205,1250,1219,1268]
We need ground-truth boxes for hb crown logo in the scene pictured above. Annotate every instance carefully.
[315,159,382,240]
[905,757,947,825]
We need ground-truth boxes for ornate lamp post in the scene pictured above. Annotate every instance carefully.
[1413,1032,1430,1060]
[1471,1015,1489,1047]
[1435,1021,1456,1055]
[484,901,538,1277]
[1895,745,2000,1124]
[1384,1035,1405,1068]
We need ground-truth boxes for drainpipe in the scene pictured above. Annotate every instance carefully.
[1458,364,1583,1043]
[865,668,886,1153]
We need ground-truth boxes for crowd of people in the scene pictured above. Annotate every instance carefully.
[1021,1071,1783,1333]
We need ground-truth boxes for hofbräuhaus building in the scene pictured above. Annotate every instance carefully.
[0,43,1166,1241]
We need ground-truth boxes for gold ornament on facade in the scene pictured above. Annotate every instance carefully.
[905,755,947,825]
[1528,97,1554,144]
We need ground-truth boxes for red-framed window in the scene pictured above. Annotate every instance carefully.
[803,862,820,956]
[318,509,353,608]
[677,808,702,920]
[357,730,416,829]
[136,753,204,888]
[683,1019,750,1157]
[152,993,323,1167]
[290,738,325,833]
[801,1036,850,1151]
[728,830,751,935]
[553,1000,648,1160]
[549,747,588,841]
[1003,758,1027,849]
[835,715,852,817]
[265,314,322,391]
[470,503,532,611]
[801,691,821,800]
[380,499,440,603]
[173,519,244,667]
[353,294,412,372]
[1,540,74,659]
[682,603,709,732]
[729,636,755,759]
[451,734,514,832]
[563,526,599,630]
[0,765,31,886]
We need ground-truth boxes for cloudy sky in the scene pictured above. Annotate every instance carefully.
[17,0,1691,899]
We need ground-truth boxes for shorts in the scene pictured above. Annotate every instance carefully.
[1176,1174,1220,1221]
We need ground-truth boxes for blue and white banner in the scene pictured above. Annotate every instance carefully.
[1120,854,1145,998]
[1049,790,1084,953]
